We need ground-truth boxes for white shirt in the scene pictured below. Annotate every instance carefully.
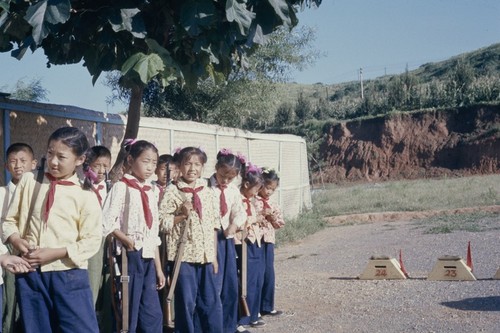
[209,175,247,237]
[0,182,15,284]
[102,174,161,258]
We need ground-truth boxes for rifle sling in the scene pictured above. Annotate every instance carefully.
[22,158,46,239]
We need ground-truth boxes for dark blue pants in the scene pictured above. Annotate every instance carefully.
[16,269,98,333]
[236,240,265,325]
[260,242,276,313]
[0,284,3,333]
[174,262,222,333]
[214,230,239,333]
[120,250,163,333]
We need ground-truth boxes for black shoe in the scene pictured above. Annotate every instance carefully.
[261,310,283,317]
[250,320,266,327]
[236,325,251,333]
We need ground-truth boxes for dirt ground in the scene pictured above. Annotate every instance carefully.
[254,212,500,333]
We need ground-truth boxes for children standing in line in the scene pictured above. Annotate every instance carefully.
[209,148,247,333]
[83,145,112,306]
[2,127,102,333]
[255,167,285,317]
[102,139,165,333]
[236,163,265,330]
[159,146,222,333]
[1,142,37,333]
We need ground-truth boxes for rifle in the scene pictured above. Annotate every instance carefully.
[161,161,174,330]
[239,229,250,317]
[107,186,131,333]
[107,235,122,331]
[165,214,192,330]
[162,232,174,330]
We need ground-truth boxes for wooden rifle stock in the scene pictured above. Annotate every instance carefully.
[161,232,174,330]
[165,214,192,330]
[239,230,251,317]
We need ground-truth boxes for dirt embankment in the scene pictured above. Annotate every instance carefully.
[318,104,500,183]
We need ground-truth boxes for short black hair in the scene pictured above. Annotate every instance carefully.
[6,142,35,159]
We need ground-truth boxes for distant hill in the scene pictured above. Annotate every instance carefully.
[270,42,500,124]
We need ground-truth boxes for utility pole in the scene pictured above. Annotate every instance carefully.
[359,67,364,99]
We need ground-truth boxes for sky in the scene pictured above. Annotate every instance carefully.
[0,0,499,113]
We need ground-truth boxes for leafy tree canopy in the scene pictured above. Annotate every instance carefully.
[0,0,321,88]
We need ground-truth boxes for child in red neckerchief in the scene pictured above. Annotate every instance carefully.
[236,163,265,330]
[255,167,285,317]
[102,139,165,332]
[82,145,112,307]
[3,127,102,333]
[158,146,222,333]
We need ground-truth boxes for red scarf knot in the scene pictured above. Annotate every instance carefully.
[44,173,76,225]
[242,197,252,216]
[261,197,271,210]
[121,177,153,229]
[218,184,228,217]
[180,186,204,220]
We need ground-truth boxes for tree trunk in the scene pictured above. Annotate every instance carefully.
[109,84,144,182]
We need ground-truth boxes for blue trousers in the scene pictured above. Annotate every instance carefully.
[260,242,276,313]
[0,285,3,333]
[120,250,163,333]
[16,269,98,333]
[174,262,222,333]
[214,230,239,333]
[236,240,265,325]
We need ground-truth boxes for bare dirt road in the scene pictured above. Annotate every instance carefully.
[256,216,500,333]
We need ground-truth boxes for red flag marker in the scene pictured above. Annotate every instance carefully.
[399,249,409,278]
[466,241,474,272]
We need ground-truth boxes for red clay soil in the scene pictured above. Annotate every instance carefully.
[316,104,500,183]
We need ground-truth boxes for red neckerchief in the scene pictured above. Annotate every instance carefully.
[44,173,76,225]
[156,183,166,203]
[260,197,271,210]
[121,177,153,229]
[218,184,228,217]
[179,186,204,220]
[242,197,252,216]
[92,184,105,206]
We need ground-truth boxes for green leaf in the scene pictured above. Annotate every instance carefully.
[24,0,70,45]
[225,0,255,35]
[0,1,11,13]
[267,0,292,27]
[180,0,216,36]
[121,52,165,85]
[108,8,146,38]
[145,39,183,80]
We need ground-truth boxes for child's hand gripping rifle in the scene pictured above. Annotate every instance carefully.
[164,213,192,329]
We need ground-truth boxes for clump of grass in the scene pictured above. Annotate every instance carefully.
[276,208,326,246]
[317,174,500,216]
[413,212,500,234]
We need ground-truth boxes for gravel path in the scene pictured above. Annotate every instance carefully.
[255,218,500,333]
